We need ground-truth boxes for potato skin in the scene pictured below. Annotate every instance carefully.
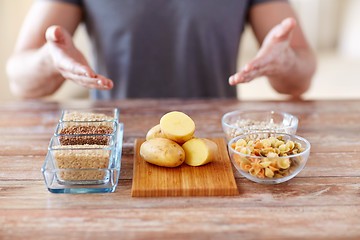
[146,124,165,140]
[140,138,185,167]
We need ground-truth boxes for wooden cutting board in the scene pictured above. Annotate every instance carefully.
[131,138,239,197]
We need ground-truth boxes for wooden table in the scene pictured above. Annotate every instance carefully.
[0,99,359,240]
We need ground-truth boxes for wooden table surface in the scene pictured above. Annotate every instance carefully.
[0,99,359,240]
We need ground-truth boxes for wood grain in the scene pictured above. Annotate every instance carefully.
[1,206,359,240]
[1,99,360,240]
[131,138,239,197]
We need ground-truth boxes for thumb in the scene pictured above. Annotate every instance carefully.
[45,25,65,43]
[274,18,296,42]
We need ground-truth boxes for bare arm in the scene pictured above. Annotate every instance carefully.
[6,1,112,99]
[229,1,316,97]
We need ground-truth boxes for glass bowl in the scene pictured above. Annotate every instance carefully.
[222,110,298,142]
[228,132,310,184]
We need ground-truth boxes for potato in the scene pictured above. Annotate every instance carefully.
[182,138,218,166]
[140,138,185,167]
[160,111,195,144]
[146,124,165,140]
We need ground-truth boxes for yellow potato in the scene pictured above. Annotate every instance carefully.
[160,111,195,144]
[182,138,218,166]
[146,124,165,140]
[140,138,185,167]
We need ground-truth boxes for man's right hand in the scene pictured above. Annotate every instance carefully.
[46,25,113,90]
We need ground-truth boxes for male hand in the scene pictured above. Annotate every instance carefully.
[46,25,113,89]
[229,18,296,85]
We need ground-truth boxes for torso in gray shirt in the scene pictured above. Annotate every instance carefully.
[47,0,283,99]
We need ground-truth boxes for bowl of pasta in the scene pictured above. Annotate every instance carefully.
[228,132,310,184]
[222,110,298,142]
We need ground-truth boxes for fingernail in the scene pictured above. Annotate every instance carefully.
[104,81,111,88]
[97,80,102,85]
[235,73,240,81]
[89,73,97,78]
[229,76,234,84]
[244,64,251,72]
[275,30,283,38]
[100,79,113,89]
[283,18,292,26]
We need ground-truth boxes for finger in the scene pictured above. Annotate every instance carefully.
[229,58,272,85]
[46,25,64,43]
[228,72,238,85]
[229,63,251,85]
[69,63,96,78]
[97,76,114,89]
[246,56,266,73]
[275,18,296,41]
[69,74,112,90]
[229,67,263,85]
[239,57,265,76]
[56,58,97,78]
[62,72,114,90]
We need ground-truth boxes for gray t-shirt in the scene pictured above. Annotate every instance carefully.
[46,0,285,99]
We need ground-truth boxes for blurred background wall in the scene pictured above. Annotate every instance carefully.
[0,0,359,101]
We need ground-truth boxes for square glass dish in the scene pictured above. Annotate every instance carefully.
[54,121,117,145]
[42,116,123,193]
[60,107,119,122]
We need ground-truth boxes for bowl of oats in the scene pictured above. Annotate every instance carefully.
[228,132,310,184]
[221,110,298,142]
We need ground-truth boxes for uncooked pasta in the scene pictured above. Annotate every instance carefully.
[231,136,305,179]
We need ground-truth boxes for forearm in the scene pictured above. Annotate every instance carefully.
[6,44,65,99]
[268,48,316,97]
